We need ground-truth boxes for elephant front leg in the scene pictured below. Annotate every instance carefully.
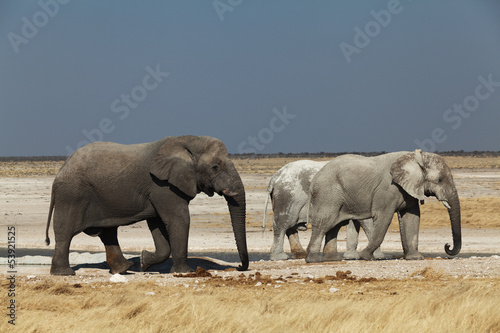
[156,201,193,273]
[398,205,424,260]
[99,227,134,274]
[343,220,361,260]
[287,227,306,259]
[141,217,171,271]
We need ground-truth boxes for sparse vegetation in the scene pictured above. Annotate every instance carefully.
[387,197,500,230]
[233,155,500,174]
[1,155,499,332]
[1,153,499,177]
[1,271,498,333]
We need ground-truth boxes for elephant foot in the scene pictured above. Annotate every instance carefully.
[305,252,323,263]
[359,249,376,261]
[171,263,194,273]
[343,250,360,260]
[404,251,424,260]
[141,250,159,272]
[109,259,133,275]
[373,248,386,260]
[50,265,75,276]
[323,252,342,262]
[291,250,307,260]
[270,252,289,261]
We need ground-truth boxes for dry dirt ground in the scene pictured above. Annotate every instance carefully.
[1,164,499,281]
[1,159,500,332]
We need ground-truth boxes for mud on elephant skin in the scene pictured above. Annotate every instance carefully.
[263,160,383,261]
[306,150,461,263]
[45,135,248,275]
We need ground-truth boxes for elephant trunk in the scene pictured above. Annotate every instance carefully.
[224,174,249,271]
[444,190,462,256]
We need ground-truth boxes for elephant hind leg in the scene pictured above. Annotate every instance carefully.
[359,212,394,261]
[270,225,289,261]
[50,207,80,275]
[306,209,342,263]
[343,220,361,260]
[286,227,306,259]
[323,223,344,261]
[141,217,171,271]
[306,228,325,263]
[359,219,386,259]
[99,227,133,274]
[51,237,75,275]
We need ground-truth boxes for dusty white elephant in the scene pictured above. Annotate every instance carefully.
[263,160,384,261]
[306,150,461,262]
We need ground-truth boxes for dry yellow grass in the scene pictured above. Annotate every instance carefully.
[1,155,499,177]
[2,271,498,333]
[1,157,499,332]
[232,155,500,174]
[388,197,500,230]
[259,197,500,231]
[0,161,63,177]
[442,156,500,169]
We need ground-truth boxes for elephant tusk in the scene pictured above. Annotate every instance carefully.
[222,189,238,197]
[441,200,451,209]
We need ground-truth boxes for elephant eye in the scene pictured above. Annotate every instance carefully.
[211,165,219,172]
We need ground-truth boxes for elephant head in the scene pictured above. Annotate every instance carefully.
[390,149,461,256]
[150,135,249,270]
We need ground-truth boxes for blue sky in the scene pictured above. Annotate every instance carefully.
[1,0,499,156]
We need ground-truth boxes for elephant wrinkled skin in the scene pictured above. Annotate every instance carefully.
[264,160,384,261]
[306,150,461,262]
[45,136,248,275]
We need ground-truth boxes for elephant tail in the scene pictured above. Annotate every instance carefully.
[263,175,278,233]
[262,191,270,233]
[306,191,312,225]
[45,187,55,246]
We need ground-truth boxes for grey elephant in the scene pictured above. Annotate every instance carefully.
[263,160,384,261]
[45,135,248,275]
[306,150,461,263]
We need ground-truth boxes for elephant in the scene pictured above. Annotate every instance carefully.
[263,160,384,261]
[45,135,248,275]
[306,150,461,263]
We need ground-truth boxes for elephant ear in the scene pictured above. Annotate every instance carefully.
[390,150,426,200]
[150,138,198,198]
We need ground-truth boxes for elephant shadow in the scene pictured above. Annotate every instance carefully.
[72,256,235,274]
